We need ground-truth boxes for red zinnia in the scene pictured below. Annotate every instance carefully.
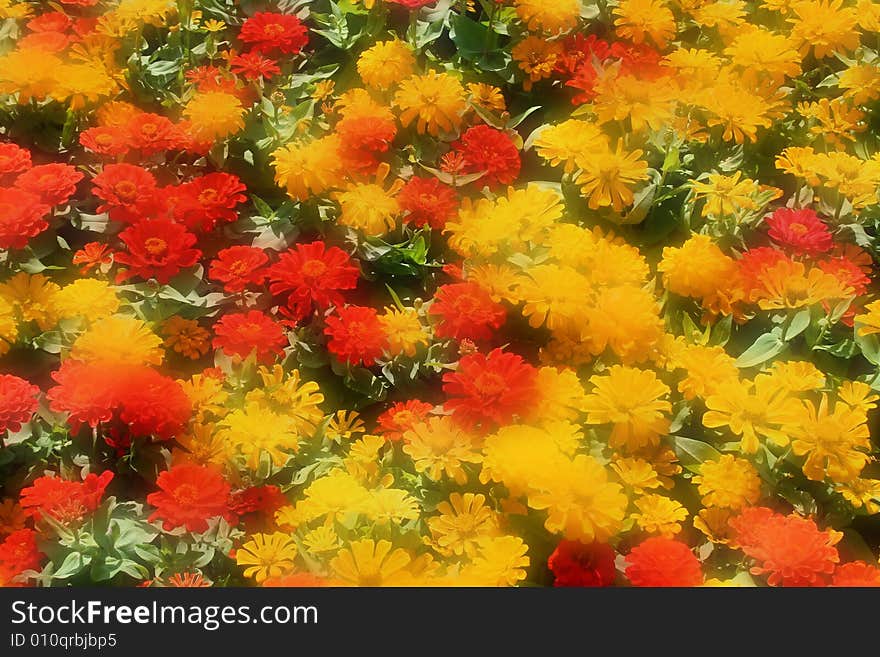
[168,172,247,231]
[429,282,507,341]
[268,241,360,320]
[117,367,193,440]
[0,188,50,250]
[72,241,113,275]
[398,176,458,229]
[92,163,164,223]
[115,220,202,284]
[126,113,185,155]
[452,124,521,188]
[19,471,114,524]
[0,142,31,176]
[376,400,434,441]
[212,310,288,363]
[548,540,617,587]
[625,537,703,587]
[15,163,83,206]
[147,464,232,533]
[442,348,538,428]
[737,247,789,298]
[239,12,309,55]
[79,126,130,157]
[209,245,269,293]
[765,207,834,256]
[336,115,397,173]
[230,51,281,80]
[324,305,388,366]
[0,529,43,585]
[27,12,72,32]
[0,374,40,435]
[831,561,880,587]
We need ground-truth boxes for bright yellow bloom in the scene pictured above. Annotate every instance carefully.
[357,39,415,89]
[178,374,229,422]
[272,135,343,201]
[724,29,801,84]
[839,64,880,104]
[330,539,415,586]
[856,301,880,336]
[813,152,880,207]
[218,402,302,470]
[0,49,61,104]
[183,91,245,142]
[692,455,762,509]
[582,285,664,364]
[465,263,524,303]
[787,0,860,59]
[611,458,663,494]
[659,234,739,303]
[517,264,591,332]
[0,297,17,356]
[837,381,879,414]
[0,273,59,330]
[461,536,529,586]
[532,367,588,423]
[691,0,747,31]
[427,492,499,557]
[534,119,607,174]
[395,71,467,136]
[71,315,163,366]
[467,83,506,112]
[762,360,825,393]
[325,410,366,444]
[511,37,563,90]
[363,488,420,524]
[246,366,324,436]
[690,172,760,218]
[379,306,428,357]
[515,0,580,33]
[748,259,852,310]
[172,422,229,468]
[236,532,298,583]
[294,470,370,523]
[632,494,688,537]
[0,0,31,19]
[333,163,403,235]
[402,416,482,485]
[836,478,880,514]
[53,279,120,323]
[668,344,740,400]
[575,143,649,213]
[303,525,340,554]
[798,98,865,147]
[344,434,385,482]
[161,316,211,359]
[614,0,676,48]
[593,73,677,133]
[701,81,773,144]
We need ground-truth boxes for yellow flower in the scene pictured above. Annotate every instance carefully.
[0,297,17,356]
[812,151,880,207]
[303,525,340,554]
[836,478,880,514]
[692,455,761,509]
[236,532,298,583]
[839,64,880,104]
[582,285,664,364]
[312,80,335,102]
[691,0,747,31]
[534,119,607,174]
[201,19,225,32]
[294,470,370,523]
[172,422,229,467]
[748,259,852,310]
[0,49,61,104]
[357,39,415,89]
[427,492,499,557]
[575,142,649,213]
[724,29,801,84]
[667,344,740,400]
[659,234,739,303]
[325,410,366,444]
[333,163,403,235]
[532,367,588,423]
[611,458,663,494]
[582,365,671,451]
[183,91,245,142]
[762,360,825,393]
[0,273,60,330]
[613,0,676,48]
[514,0,580,33]
[855,300,880,336]
[344,434,386,483]
[378,306,428,357]
[593,73,677,133]
[787,0,860,59]
[511,37,563,90]
[797,98,865,147]
[0,0,31,19]
[465,263,524,303]
[701,80,773,144]
[54,279,120,323]
[517,264,591,332]
[467,83,506,112]
[461,536,529,587]
[689,172,760,218]
[837,381,879,414]
[52,63,117,111]
[330,539,415,586]
[71,315,163,366]
[161,316,211,359]
[395,71,466,136]
[402,416,482,485]
[693,507,735,543]
[272,134,343,201]
[178,374,229,422]
[218,402,302,470]
[363,488,420,524]
[246,366,324,436]
[632,494,688,537]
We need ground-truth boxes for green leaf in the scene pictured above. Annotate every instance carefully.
[672,436,723,472]
[53,551,91,580]
[855,326,880,365]
[735,332,786,368]
[782,308,811,341]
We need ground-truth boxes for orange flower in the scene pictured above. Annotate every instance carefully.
[19,471,113,524]
[429,282,507,341]
[0,374,40,434]
[146,464,232,533]
[324,305,388,366]
[625,537,703,587]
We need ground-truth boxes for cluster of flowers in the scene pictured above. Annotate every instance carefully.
[2,0,880,588]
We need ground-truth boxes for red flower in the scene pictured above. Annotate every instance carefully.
[625,537,703,587]
[442,348,538,428]
[19,471,114,524]
[92,163,164,223]
[398,177,458,229]
[228,485,287,517]
[117,367,193,440]
[832,561,880,587]
[115,220,202,284]
[429,282,507,341]
[212,310,288,363]
[376,400,434,441]
[72,241,113,275]
[452,125,521,187]
[386,0,438,7]
[729,507,840,586]
[556,34,611,77]
[27,12,72,32]
[209,245,269,293]
[125,113,185,155]
[0,529,43,585]
[548,540,617,587]
[0,143,31,176]
[0,187,50,250]
[336,115,397,173]
[766,207,833,256]
[239,12,308,55]
[0,374,40,434]
[165,572,211,587]
[324,305,388,366]
[47,360,116,431]
[230,51,281,80]
[15,163,83,206]
[147,464,232,533]
[79,126,130,157]
[168,172,247,231]
[737,247,789,298]
[818,249,872,326]
[268,241,360,320]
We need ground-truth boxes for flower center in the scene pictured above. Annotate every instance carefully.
[198,188,218,205]
[144,237,168,255]
[263,22,285,38]
[789,222,808,235]
[301,259,327,277]
[140,123,158,137]
[229,259,249,275]
[114,181,138,200]
[172,484,199,505]
[473,371,506,397]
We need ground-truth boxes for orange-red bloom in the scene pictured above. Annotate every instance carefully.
[0,374,40,435]
[79,126,130,157]
[72,241,113,275]
[19,471,113,524]
[92,164,163,223]
[168,173,247,232]
[832,561,880,587]
[766,207,833,256]
[230,52,281,81]
[452,125,521,188]
[0,188,50,250]
[324,305,389,366]
[212,310,287,363]
[625,537,703,587]
[125,113,185,155]
[429,282,507,341]
[398,176,459,229]
[549,540,617,587]
[239,12,308,55]
[15,163,83,206]
[336,115,397,173]
[146,464,232,533]
[0,529,43,585]
[115,220,202,284]
[209,245,269,293]
[0,143,31,176]
[376,400,434,441]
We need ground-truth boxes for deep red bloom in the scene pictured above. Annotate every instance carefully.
[625,537,703,587]
[766,207,834,256]
[19,471,114,523]
[79,126,130,157]
[126,113,185,155]
[429,282,507,341]
[0,143,31,176]
[239,12,309,55]
[230,51,281,80]
[0,529,43,585]
[15,163,83,206]
[442,348,538,428]
[27,12,72,33]
[398,177,458,229]
[209,245,269,293]
[832,561,880,587]
[147,464,232,533]
[548,540,617,587]
[228,485,287,517]
[115,220,201,284]
[452,125,521,188]
[336,116,397,173]
[324,305,388,366]
[92,163,164,223]
[0,375,40,435]
[212,310,288,363]
[72,241,113,275]
[168,172,247,231]
[0,188,50,250]
[376,400,434,441]
[268,241,360,320]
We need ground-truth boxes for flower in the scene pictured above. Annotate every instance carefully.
[658,234,740,306]
[0,374,39,434]
[146,464,231,533]
[514,0,580,33]
[115,220,201,284]
[378,307,428,357]
[787,0,859,58]
[183,92,245,142]
[632,494,688,537]
[209,245,269,293]
[427,492,499,557]
[357,39,415,89]
[162,317,211,359]
[219,402,302,470]
[71,315,164,366]
[239,12,308,55]
[213,310,287,363]
[333,163,403,235]
[272,135,343,201]
[575,142,649,213]
[91,163,162,223]
[80,126,130,156]
[236,532,298,583]
[0,529,43,584]
[15,163,83,206]
[19,471,113,524]
[512,37,563,90]
[54,279,119,322]
[0,142,31,175]
[548,541,617,587]
[832,561,880,586]
[398,176,458,229]
[613,0,676,47]
[376,400,434,441]
[535,119,607,173]
[402,416,482,484]
[330,539,415,586]
[625,537,703,587]
[452,125,521,188]
[124,113,184,155]
[467,83,506,111]
[429,282,507,341]
[765,207,833,255]
[693,455,761,509]
[442,348,538,428]
[229,52,280,81]
[462,536,530,586]
[395,71,467,136]
[0,272,59,330]
[168,172,247,232]
[0,188,50,249]
[324,305,388,366]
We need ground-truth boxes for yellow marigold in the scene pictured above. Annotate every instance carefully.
[218,401,302,471]
[517,264,591,332]
[325,409,366,444]
[659,234,739,302]
[330,539,416,586]
[690,171,760,218]
[724,29,801,84]
[593,73,677,133]
[690,0,747,30]
[532,367,588,423]
[172,422,229,468]
[582,365,671,451]
[787,0,860,59]
[583,236,653,289]
[693,507,735,544]
[357,39,415,90]
[53,279,119,323]
[0,49,61,103]
[839,64,880,104]
[514,0,580,33]
[582,285,664,364]
[272,134,344,201]
[775,146,819,182]
[701,80,772,144]
[534,119,607,174]
[467,83,506,112]
[632,494,688,537]
[344,433,385,483]
[71,315,163,366]
[303,525,340,554]
[333,163,403,235]
[663,48,722,92]
[51,63,117,111]
[395,71,466,136]
[668,344,740,400]
[575,142,649,213]
[161,316,211,360]
[761,360,825,393]
[836,478,880,514]
[837,380,879,414]
[294,470,370,523]
[97,101,140,128]
[0,297,17,356]
[0,272,59,330]
[693,455,762,509]
[402,416,482,485]
[611,458,663,494]
[511,37,563,91]
[183,91,245,142]
[613,0,676,47]
[427,492,499,557]
[236,532,298,583]
[749,259,852,310]
[178,374,229,422]
[245,366,324,436]
[797,98,865,147]
[378,306,427,358]
[465,263,524,304]
[363,488,420,524]
[460,536,529,587]
[335,88,395,123]
[0,0,31,19]
[543,224,605,267]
